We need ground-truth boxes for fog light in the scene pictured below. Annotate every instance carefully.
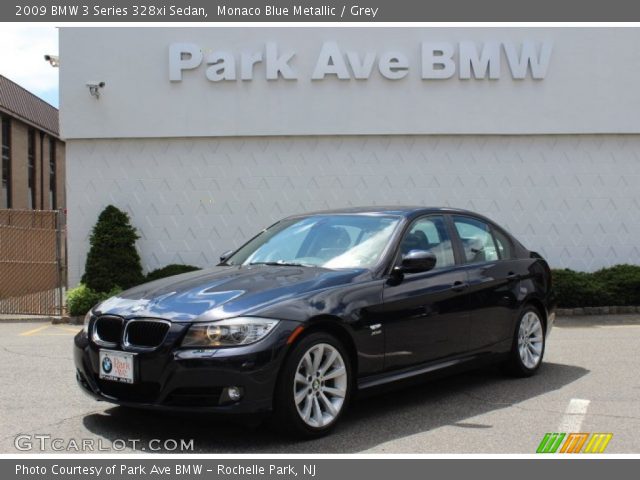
[219,386,244,405]
[227,386,242,401]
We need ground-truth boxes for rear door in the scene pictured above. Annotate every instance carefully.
[451,216,521,352]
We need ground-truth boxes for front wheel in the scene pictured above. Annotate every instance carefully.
[271,332,352,438]
[504,306,546,377]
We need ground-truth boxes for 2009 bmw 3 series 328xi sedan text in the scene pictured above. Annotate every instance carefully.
[74,207,556,437]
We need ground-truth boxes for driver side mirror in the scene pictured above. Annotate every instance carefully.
[219,250,234,264]
[394,250,437,275]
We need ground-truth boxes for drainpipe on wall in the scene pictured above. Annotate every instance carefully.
[39,131,44,210]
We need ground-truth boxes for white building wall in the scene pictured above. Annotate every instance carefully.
[67,134,640,286]
[59,28,640,138]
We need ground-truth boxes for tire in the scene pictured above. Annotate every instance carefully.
[504,305,546,377]
[271,332,352,438]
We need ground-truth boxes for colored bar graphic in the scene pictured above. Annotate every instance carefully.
[560,433,589,453]
[537,433,613,453]
[536,433,565,453]
[584,433,613,453]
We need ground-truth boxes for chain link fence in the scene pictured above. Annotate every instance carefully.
[0,209,66,316]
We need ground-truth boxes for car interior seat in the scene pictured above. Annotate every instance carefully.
[309,226,352,260]
[463,237,486,262]
[401,230,430,255]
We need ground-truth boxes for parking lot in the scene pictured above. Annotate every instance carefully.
[1,316,639,454]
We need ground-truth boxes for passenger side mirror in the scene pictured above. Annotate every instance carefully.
[395,250,437,275]
[219,250,234,264]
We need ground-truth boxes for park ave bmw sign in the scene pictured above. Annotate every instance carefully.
[169,41,553,82]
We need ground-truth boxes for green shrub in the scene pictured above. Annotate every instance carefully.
[552,269,602,308]
[592,264,640,306]
[552,264,640,308]
[81,205,144,292]
[67,284,123,316]
[146,264,201,282]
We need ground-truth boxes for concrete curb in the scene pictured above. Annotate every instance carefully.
[0,315,82,324]
[556,306,640,316]
[556,313,640,326]
[53,316,84,325]
[0,315,60,324]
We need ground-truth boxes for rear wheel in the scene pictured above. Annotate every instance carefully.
[505,306,545,377]
[272,332,352,438]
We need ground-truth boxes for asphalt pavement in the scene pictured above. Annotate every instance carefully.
[1,316,638,454]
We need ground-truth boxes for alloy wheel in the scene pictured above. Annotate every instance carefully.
[293,343,348,428]
[517,311,544,369]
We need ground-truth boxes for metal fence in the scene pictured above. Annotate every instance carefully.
[0,209,66,316]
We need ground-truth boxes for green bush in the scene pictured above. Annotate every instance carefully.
[592,264,640,306]
[146,264,201,282]
[67,284,123,317]
[81,205,144,292]
[552,264,640,308]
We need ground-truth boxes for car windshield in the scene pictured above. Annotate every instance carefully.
[225,214,402,269]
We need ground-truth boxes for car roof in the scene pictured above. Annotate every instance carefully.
[287,206,482,219]
[282,206,525,253]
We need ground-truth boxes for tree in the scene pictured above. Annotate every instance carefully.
[81,205,144,292]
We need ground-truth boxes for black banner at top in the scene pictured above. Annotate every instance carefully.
[6,0,640,22]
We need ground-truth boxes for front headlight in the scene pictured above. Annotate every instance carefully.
[82,310,92,334]
[181,317,279,347]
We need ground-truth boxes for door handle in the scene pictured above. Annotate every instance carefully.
[507,272,520,281]
[450,281,469,292]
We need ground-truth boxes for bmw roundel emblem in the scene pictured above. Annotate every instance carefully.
[102,356,113,373]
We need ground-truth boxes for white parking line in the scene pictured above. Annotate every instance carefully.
[558,398,590,432]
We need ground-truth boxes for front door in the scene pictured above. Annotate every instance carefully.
[380,215,472,370]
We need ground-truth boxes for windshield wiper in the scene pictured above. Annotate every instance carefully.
[248,261,312,267]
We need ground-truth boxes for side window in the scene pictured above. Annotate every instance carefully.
[492,228,514,260]
[453,216,499,263]
[400,216,455,269]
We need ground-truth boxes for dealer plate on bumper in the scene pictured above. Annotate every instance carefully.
[99,349,135,384]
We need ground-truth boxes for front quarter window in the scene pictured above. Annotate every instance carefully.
[226,215,401,269]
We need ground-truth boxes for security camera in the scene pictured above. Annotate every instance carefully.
[44,54,59,67]
[86,81,106,99]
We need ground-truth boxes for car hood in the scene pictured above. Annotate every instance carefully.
[94,265,371,322]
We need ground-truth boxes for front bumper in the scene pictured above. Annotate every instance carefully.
[74,319,300,414]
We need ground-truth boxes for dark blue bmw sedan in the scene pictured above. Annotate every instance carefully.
[74,207,555,437]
